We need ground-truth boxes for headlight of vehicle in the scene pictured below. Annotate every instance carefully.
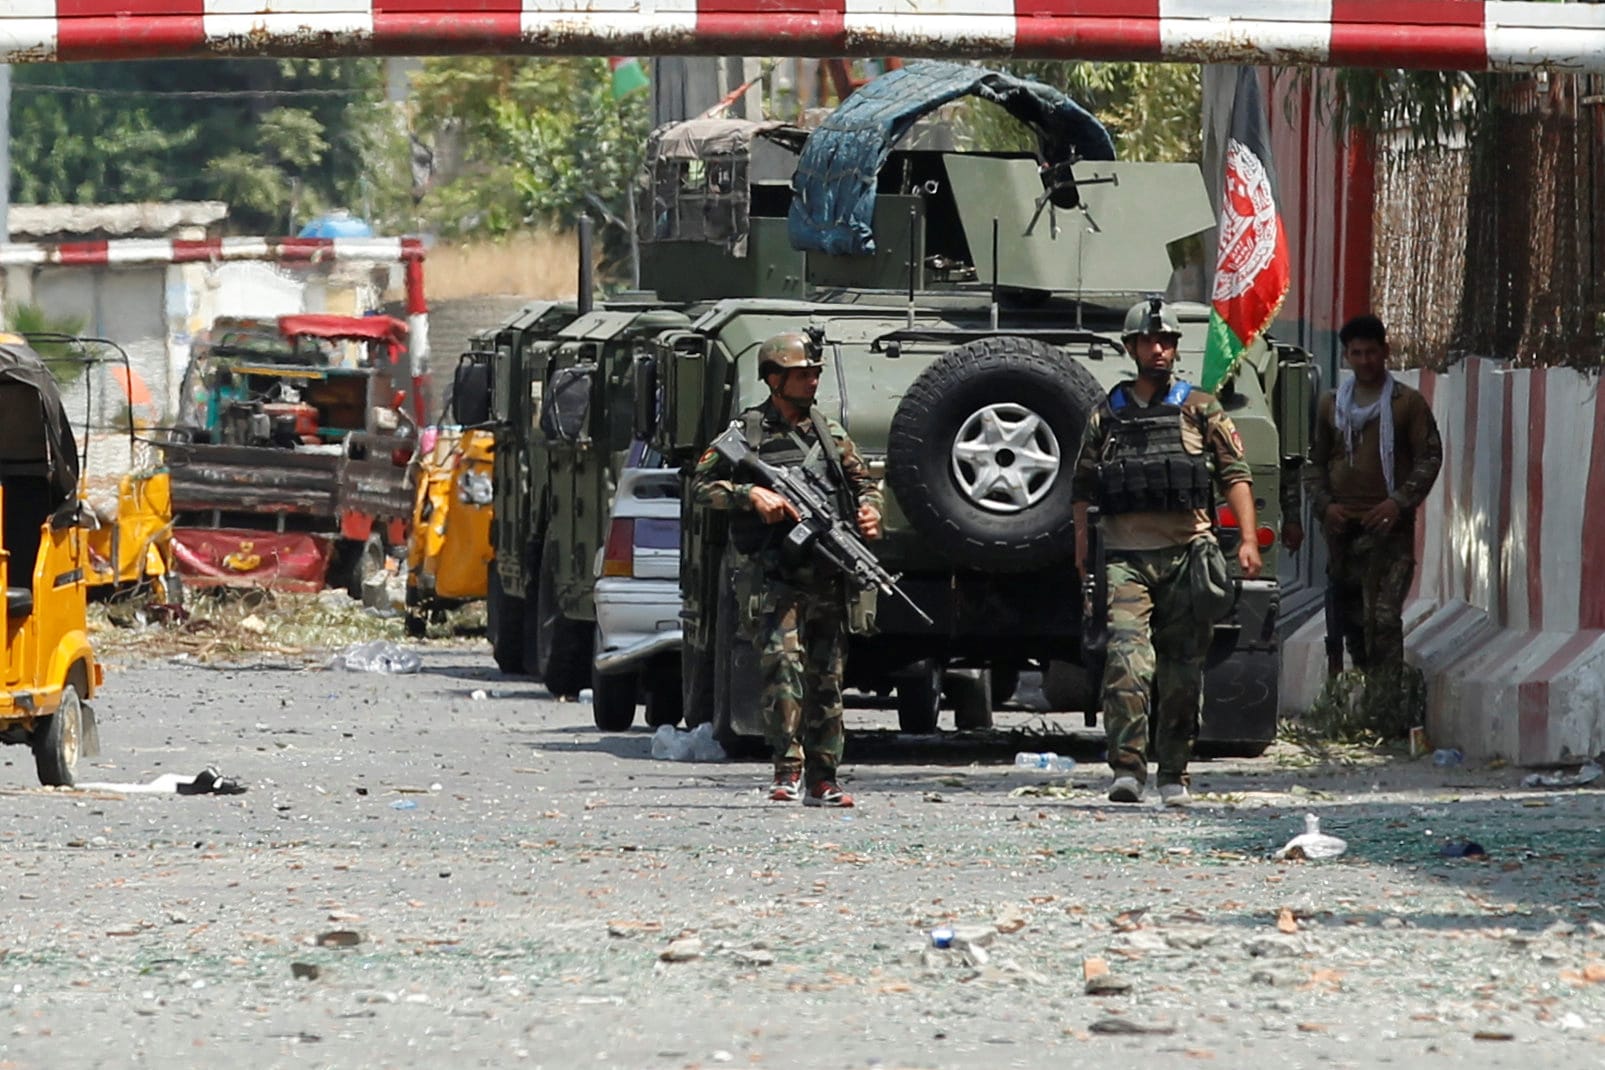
[459,471,494,505]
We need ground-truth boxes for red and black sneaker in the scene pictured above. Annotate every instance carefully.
[769,771,802,802]
[803,781,854,808]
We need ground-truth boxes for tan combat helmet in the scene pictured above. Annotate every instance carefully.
[757,331,825,380]
[1122,296,1183,340]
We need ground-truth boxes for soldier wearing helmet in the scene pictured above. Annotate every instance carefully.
[1070,297,1263,808]
[690,329,882,809]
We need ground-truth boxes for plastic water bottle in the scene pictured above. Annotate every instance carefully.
[1431,748,1463,767]
[1014,751,1076,773]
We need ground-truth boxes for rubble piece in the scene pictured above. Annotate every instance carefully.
[316,930,362,948]
[1276,907,1299,934]
[290,962,321,981]
[1083,957,1131,995]
[659,936,704,962]
[1520,760,1602,790]
[1089,1018,1175,1036]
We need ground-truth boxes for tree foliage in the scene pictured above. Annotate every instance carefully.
[408,57,650,261]
[966,62,1203,162]
[9,59,396,232]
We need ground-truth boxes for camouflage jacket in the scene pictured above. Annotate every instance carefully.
[690,400,883,516]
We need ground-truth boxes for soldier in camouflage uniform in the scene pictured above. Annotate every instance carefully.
[690,331,883,808]
[1303,314,1442,676]
[1072,299,1263,807]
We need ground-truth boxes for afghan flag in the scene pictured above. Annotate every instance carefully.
[608,57,650,101]
[1200,67,1290,393]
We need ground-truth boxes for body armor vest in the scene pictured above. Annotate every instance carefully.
[728,406,844,558]
[1095,380,1215,516]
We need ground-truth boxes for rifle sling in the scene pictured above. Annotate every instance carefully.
[808,406,858,519]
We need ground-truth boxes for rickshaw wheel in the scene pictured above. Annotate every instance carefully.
[34,684,83,788]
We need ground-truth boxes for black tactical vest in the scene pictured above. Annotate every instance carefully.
[1095,380,1215,516]
[727,405,842,558]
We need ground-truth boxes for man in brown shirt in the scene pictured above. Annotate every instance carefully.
[1288,314,1442,676]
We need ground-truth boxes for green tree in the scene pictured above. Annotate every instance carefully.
[966,62,1203,162]
[409,57,650,265]
[9,59,393,233]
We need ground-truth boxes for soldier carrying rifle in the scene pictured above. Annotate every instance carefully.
[690,331,884,808]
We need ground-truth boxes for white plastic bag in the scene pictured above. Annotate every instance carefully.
[651,723,727,762]
[1272,813,1347,861]
[327,639,422,674]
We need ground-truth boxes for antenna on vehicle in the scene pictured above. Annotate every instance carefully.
[989,218,1000,333]
[577,214,594,316]
[906,208,917,329]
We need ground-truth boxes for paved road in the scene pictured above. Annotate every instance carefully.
[0,639,1599,1069]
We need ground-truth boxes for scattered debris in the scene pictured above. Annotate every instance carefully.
[290,962,321,981]
[650,723,726,762]
[316,930,362,948]
[1521,760,1602,790]
[75,766,246,796]
[1272,814,1347,861]
[659,936,704,962]
[327,639,421,674]
[1083,957,1130,995]
[1439,840,1488,860]
[1276,907,1299,934]
[1089,1018,1175,1036]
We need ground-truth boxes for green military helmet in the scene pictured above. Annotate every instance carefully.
[756,331,825,380]
[1122,296,1183,340]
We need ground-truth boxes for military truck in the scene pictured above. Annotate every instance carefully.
[643,61,1314,755]
[478,120,810,699]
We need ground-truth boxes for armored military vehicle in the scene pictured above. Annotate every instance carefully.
[646,62,1314,755]
[477,118,811,697]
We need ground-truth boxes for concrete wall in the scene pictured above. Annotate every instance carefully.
[1282,360,1605,764]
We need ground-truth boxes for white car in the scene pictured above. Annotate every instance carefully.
[590,443,683,731]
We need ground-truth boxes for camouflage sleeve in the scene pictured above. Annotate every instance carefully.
[1392,392,1443,512]
[1199,397,1252,488]
[830,423,883,513]
[688,444,754,511]
[1070,407,1105,503]
[1306,392,1336,518]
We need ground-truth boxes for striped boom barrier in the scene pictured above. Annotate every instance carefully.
[1283,359,1605,765]
[0,2,1603,70]
[0,236,433,424]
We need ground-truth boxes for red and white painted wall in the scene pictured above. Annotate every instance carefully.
[1282,360,1605,764]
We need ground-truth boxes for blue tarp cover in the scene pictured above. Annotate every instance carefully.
[788,61,1115,257]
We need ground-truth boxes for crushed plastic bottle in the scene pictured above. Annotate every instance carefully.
[1272,813,1348,861]
[327,639,421,674]
[1431,748,1464,767]
[1014,751,1077,773]
[651,723,727,763]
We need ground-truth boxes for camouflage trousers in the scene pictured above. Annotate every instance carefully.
[1326,526,1415,674]
[756,580,847,785]
[1100,545,1212,785]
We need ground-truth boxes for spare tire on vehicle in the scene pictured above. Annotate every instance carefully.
[886,336,1103,572]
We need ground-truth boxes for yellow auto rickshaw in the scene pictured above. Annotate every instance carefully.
[0,336,103,786]
[25,332,179,608]
[404,425,494,637]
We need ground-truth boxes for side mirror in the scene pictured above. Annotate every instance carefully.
[632,353,658,442]
[1272,344,1317,463]
[452,356,492,426]
[651,331,708,458]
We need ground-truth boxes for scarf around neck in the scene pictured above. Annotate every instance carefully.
[1335,372,1396,494]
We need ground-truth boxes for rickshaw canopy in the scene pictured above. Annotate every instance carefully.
[0,341,80,511]
[278,314,408,348]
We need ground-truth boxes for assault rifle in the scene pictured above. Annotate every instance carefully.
[709,424,933,627]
